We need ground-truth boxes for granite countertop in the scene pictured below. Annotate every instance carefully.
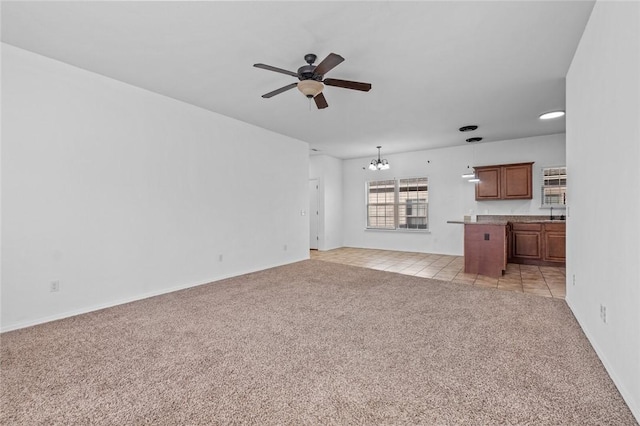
[447,220,509,225]
[447,215,566,225]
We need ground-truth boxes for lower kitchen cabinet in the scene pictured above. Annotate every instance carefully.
[510,223,542,261]
[543,223,566,263]
[508,222,565,266]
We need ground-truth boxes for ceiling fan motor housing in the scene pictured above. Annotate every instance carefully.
[297,65,322,81]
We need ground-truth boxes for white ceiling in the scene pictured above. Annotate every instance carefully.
[1,1,594,159]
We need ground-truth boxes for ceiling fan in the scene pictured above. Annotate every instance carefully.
[253,53,372,109]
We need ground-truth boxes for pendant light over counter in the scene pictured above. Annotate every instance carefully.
[539,110,565,120]
[460,125,482,182]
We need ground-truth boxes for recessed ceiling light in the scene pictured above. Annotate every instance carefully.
[539,110,565,120]
[466,137,483,143]
[459,125,478,132]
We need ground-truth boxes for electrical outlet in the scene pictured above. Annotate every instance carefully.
[50,281,60,292]
[218,254,223,262]
[600,304,607,324]
[572,274,576,286]
[283,244,287,251]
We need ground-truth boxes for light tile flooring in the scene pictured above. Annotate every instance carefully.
[311,247,566,299]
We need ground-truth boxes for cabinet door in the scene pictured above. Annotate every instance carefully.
[512,230,541,259]
[544,231,566,262]
[502,163,532,199]
[475,167,501,200]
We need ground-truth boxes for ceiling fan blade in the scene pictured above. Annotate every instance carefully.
[313,53,344,76]
[314,92,329,109]
[324,78,372,92]
[253,63,298,78]
[261,83,298,98]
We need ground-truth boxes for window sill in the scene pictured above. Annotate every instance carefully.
[365,228,431,234]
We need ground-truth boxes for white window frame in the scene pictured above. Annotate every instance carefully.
[540,166,567,209]
[366,176,429,231]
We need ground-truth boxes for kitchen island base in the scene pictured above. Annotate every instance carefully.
[464,223,508,278]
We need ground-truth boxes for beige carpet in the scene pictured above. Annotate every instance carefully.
[1,260,636,425]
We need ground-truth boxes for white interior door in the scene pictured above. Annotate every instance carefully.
[309,179,319,250]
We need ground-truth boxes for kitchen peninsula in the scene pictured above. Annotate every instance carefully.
[450,216,566,278]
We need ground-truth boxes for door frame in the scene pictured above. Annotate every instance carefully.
[309,179,320,250]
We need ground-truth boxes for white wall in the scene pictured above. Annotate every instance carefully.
[566,1,640,420]
[309,154,343,251]
[343,134,565,255]
[1,44,310,331]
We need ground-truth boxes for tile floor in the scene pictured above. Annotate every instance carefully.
[311,247,566,299]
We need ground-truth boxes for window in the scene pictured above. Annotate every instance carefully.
[541,166,567,208]
[366,180,396,229]
[367,177,428,230]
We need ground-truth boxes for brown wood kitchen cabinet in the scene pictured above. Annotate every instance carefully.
[543,223,566,263]
[508,222,565,266]
[510,223,542,262]
[475,162,533,200]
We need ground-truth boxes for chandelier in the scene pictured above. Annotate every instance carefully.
[369,146,390,170]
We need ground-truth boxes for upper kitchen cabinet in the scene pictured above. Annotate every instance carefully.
[474,162,533,200]
[475,166,501,199]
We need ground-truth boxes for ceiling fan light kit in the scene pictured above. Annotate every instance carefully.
[254,52,372,109]
[297,80,324,98]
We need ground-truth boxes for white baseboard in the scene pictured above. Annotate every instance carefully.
[565,298,640,423]
[1,278,211,333]
[1,257,307,333]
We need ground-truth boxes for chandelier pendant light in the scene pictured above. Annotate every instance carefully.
[369,146,390,170]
